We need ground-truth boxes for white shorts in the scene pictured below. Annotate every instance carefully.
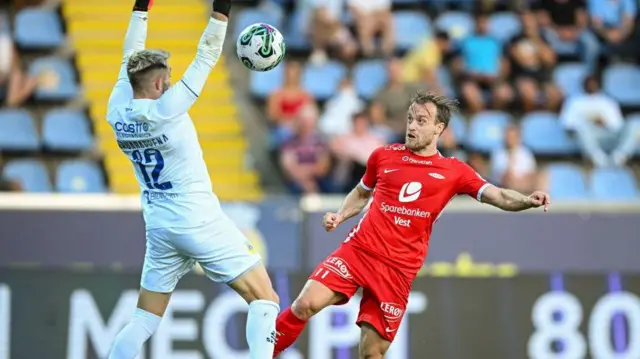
[140,215,262,293]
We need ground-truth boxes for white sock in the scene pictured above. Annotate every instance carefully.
[108,308,162,359]
[246,299,280,359]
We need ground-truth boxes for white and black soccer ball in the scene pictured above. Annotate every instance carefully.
[236,23,286,72]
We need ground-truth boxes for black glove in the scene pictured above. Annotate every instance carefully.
[133,0,152,12]
[212,0,231,16]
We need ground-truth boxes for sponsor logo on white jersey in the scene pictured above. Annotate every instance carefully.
[428,172,445,180]
[399,182,422,203]
[323,256,353,279]
[402,156,432,165]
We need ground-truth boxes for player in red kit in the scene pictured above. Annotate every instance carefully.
[273,92,551,358]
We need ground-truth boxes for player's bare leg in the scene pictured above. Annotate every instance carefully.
[229,264,281,359]
[359,323,392,359]
[108,289,169,359]
[273,279,346,357]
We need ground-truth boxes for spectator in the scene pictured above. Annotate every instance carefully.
[267,61,315,147]
[279,114,332,194]
[403,31,454,93]
[348,0,394,57]
[318,78,365,138]
[330,111,386,190]
[560,75,639,167]
[457,12,513,113]
[589,0,637,59]
[368,102,395,142]
[0,16,37,107]
[490,124,537,193]
[373,58,421,140]
[302,0,358,64]
[508,9,562,112]
[535,0,599,70]
[438,125,465,160]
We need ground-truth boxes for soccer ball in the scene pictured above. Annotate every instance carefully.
[236,23,286,72]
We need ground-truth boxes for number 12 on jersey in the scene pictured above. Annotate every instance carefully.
[132,149,173,190]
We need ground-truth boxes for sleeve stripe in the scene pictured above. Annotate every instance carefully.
[476,183,491,202]
[180,80,199,98]
[359,179,373,191]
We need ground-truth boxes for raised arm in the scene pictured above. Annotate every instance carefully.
[108,0,152,107]
[156,1,230,119]
[480,186,550,212]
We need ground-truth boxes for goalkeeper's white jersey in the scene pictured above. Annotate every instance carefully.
[106,12,228,230]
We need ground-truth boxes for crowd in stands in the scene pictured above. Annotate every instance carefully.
[248,0,640,199]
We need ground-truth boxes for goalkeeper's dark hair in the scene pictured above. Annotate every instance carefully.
[409,91,459,130]
[126,49,170,92]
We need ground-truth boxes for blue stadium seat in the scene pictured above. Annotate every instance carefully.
[56,160,106,193]
[0,109,39,151]
[434,11,474,40]
[467,111,511,152]
[249,60,284,99]
[448,113,467,142]
[625,113,640,155]
[233,8,282,39]
[285,9,311,51]
[42,109,94,151]
[29,58,79,101]
[590,168,639,201]
[553,63,588,97]
[488,12,521,43]
[301,61,347,100]
[603,64,640,107]
[437,66,456,98]
[2,159,51,192]
[13,8,64,49]
[353,60,387,100]
[520,111,579,155]
[546,164,588,200]
[394,11,432,51]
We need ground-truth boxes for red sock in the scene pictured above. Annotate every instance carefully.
[273,307,307,358]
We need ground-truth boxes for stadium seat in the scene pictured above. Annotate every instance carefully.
[250,60,284,99]
[466,111,511,152]
[625,113,640,155]
[233,8,283,39]
[448,113,467,143]
[13,8,64,49]
[56,160,107,193]
[394,11,432,51]
[520,112,579,155]
[546,163,588,200]
[488,12,521,43]
[2,159,51,192]
[301,61,347,100]
[285,9,311,51]
[434,11,474,41]
[29,58,79,101]
[603,64,640,107]
[0,109,39,151]
[553,63,588,97]
[353,60,387,100]
[42,109,94,151]
[590,168,639,201]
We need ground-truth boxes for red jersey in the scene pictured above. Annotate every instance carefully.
[345,144,490,277]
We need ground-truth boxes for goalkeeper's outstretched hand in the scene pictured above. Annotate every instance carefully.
[133,0,153,12]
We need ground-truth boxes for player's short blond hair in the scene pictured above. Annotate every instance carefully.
[126,49,171,91]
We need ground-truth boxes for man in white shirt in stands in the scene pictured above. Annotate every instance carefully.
[560,74,639,167]
[490,124,537,194]
[106,1,280,358]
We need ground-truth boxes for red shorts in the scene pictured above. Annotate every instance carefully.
[309,243,412,342]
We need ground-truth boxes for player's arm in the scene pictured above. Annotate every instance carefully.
[156,0,230,119]
[480,186,550,212]
[323,147,381,231]
[108,0,152,107]
[456,159,550,212]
